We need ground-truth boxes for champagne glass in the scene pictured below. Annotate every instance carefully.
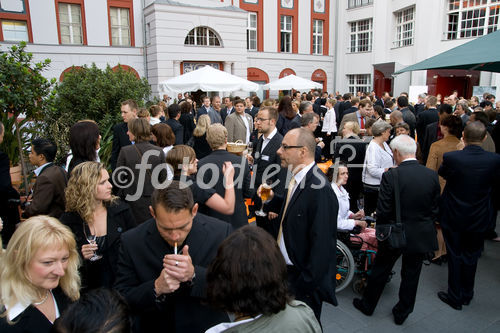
[255,180,272,217]
[83,224,102,261]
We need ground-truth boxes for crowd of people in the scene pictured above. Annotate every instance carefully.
[0,88,499,332]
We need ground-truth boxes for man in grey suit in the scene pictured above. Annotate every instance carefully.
[197,96,222,124]
[339,99,372,134]
[225,99,253,143]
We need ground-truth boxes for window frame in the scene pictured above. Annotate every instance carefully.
[349,18,373,53]
[107,0,135,47]
[247,12,257,51]
[0,0,33,42]
[347,74,372,94]
[55,0,87,45]
[280,15,292,53]
[184,26,222,47]
[312,19,323,55]
[445,0,500,40]
[347,0,373,9]
[393,6,415,48]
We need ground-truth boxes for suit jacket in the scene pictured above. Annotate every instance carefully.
[269,165,338,306]
[339,111,368,132]
[421,121,439,164]
[116,142,166,224]
[198,150,254,229]
[207,108,222,124]
[277,114,300,136]
[425,135,463,193]
[0,287,71,333]
[401,107,416,138]
[111,122,131,171]
[59,200,136,291]
[377,161,440,253]
[252,130,284,193]
[338,101,352,123]
[24,163,67,218]
[225,112,253,143]
[416,108,439,147]
[439,145,500,232]
[340,106,358,122]
[333,135,367,197]
[166,118,184,145]
[179,113,195,144]
[196,106,209,120]
[221,107,234,124]
[114,215,232,333]
[249,106,259,119]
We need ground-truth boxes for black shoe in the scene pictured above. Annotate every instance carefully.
[353,298,373,316]
[437,292,462,310]
[430,257,442,266]
[463,299,471,306]
[392,307,408,325]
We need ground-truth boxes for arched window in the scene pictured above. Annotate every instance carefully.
[184,26,221,47]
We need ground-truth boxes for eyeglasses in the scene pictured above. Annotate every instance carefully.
[255,118,270,122]
[280,144,304,150]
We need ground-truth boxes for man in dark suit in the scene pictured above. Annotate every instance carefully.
[337,93,352,125]
[198,124,254,229]
[339,99,371,134]
[221,97,234,124]
[397,96,416,138]
[437,121,500,310]
[353,134,440,325]
[265,127,338,322]
[414,93,427,116]
[300,113,324,162]
[23,138,67,218]
[115,182,231,332]
[166,104,184,145]
[111,99,137,171]
[339,97,360,123]
[421,104,454,164]
[289,101,313,130]
[196,95,211,121]
[416,95,439,148]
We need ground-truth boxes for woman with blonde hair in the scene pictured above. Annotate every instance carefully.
[166,145,235,215]
[192,114,212,159]
[0,216,80,332]
[60,162,135,291]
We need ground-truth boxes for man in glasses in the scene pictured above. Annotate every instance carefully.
[115,181,232,332]
[263,127,339,324]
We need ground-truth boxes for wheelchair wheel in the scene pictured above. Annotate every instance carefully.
[335,240,355,292]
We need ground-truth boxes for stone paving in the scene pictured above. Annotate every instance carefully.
[322,217,500,333]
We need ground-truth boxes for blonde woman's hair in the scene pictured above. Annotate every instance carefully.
[166,145,196,177]
[206,124,227,150]
[0,216,80,322]
[193,114,211,137]
[343,121,360,135]
[65,162,117,223]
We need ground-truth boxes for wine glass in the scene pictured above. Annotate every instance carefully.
[83,225,102,261]
[255,180,272,217]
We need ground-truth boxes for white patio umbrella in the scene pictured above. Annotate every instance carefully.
[263,74,323,90]
[158,65,259,92]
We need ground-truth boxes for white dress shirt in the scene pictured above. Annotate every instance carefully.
[322,107,337,133]
[331,183,355,230]
[240,114,250,144]
[362,141,394,185]
[261,127,278,152]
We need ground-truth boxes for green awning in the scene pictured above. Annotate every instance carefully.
[394,29,500,74]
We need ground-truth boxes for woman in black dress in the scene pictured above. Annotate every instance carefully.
[60,162,136,292]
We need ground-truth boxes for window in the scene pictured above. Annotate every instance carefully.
[347,74,371,94]
[312,19,323,54]
[247,12,257,51]
[394,7,415,48]
[110,7,130,46]
[58,3,83,44]
[348,0,373,9]
[184,26,221,46]
[349,18,372,52]
[1,20,28,41]
[280,15,292,53]
[446,0,500,39]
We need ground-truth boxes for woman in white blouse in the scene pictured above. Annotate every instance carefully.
[321,98,338,159]
[362,120,394,216]
[332,164,367,231]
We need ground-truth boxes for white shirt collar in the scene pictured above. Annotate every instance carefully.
[205,315,261,333]
[263,127,278,141]
[6,290,58,321]
[293,161,315,186]
[34,162,51,177]
[401,157,417,163]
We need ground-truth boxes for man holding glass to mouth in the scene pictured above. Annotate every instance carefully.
[114,181,232,332]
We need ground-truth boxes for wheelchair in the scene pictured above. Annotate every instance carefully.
[335,217,379,294]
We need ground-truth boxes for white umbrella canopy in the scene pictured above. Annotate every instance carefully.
[263,74,323,90]
[158,65,259,92]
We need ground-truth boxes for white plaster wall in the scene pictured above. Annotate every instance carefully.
[84,0,110,46]
[297,0,310,54]
[28,0,58,44]
[263,0,278,53]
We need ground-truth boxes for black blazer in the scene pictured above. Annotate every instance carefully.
[179,113,195,144]
[277,114,300,136]
[166,119,184,145]
[439,145,500,233]
[269,165,338,306]
[59,200,136,291]
[0,287,71,333]
[111,122,131,171]
[114,215,231,333]
[198,149,254,229]
[421,121,439,164]
[252,130,284,194]
[221,107,234,124]
[340,106,358,123]
[333,135,367,195]
[376,160,440,253]
[416,108,439,147]
[192,134,212,160]
[401,108,416,138]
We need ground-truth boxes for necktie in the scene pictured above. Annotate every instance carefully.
[277,177,297,245]
[360,116,365,129]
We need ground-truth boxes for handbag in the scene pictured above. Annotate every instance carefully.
[375,168,407,249]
